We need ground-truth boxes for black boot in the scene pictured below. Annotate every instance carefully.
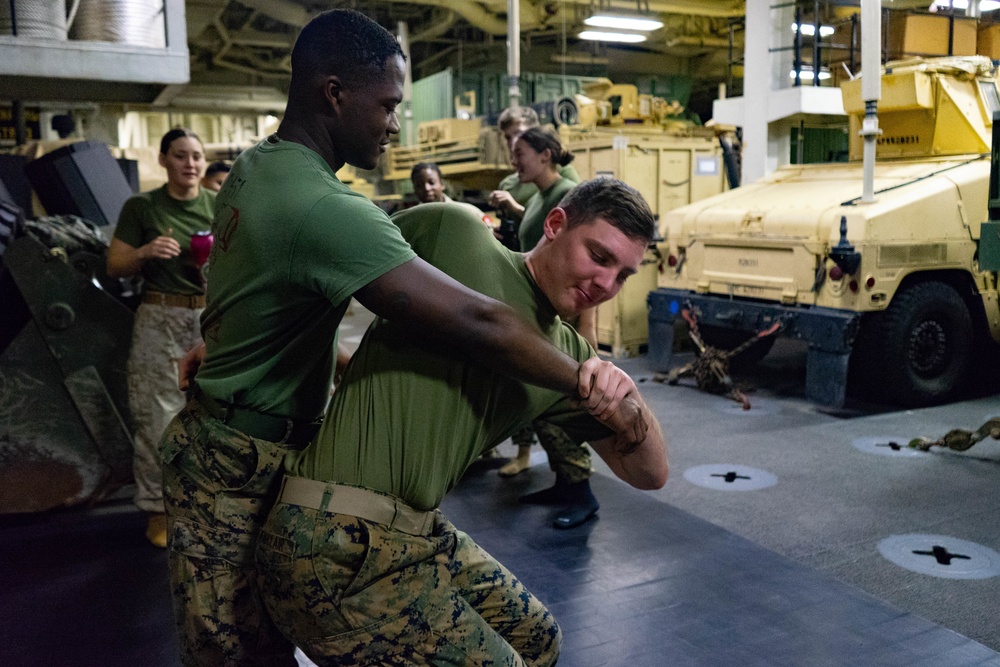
[519,481,573,506]
[552,480,599,529]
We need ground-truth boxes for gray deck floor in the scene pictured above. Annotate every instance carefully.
[3,304,999,666]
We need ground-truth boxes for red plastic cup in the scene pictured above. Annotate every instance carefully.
[190,230,214,268]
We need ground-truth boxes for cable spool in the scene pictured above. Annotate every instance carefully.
[71,0,165,48]
[0,0,68,40]
[553,97,579,127]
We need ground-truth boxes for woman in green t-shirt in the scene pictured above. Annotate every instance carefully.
[491,126,576,252]
[490,130,600,528]
[107,128,214,547]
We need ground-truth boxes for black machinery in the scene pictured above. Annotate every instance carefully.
[0,141,137,513]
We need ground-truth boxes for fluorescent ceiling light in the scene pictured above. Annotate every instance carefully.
[791,22,835,37]
[584,15,663,31]
[789,69,831,81]
[578,30,647,43]
[930,0,1000,9]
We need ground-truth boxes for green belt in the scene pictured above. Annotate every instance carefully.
[278,476,437,537]
[193,386,321,446]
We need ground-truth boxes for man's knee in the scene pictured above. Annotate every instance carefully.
[526,617,561,667]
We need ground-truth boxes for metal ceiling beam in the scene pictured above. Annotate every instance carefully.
[225,0,744,35]
[478,0,745,18]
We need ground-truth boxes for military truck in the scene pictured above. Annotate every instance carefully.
[648,56,1000,408]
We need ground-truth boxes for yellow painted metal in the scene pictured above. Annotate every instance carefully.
[841,61,993,160]
[566,128,727,355]
[596,247,660,358]
[661,59,1000,343]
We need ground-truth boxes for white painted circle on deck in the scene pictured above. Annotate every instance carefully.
[878,534,1000,580]
[852,435,930,458]
[683,464,778,491]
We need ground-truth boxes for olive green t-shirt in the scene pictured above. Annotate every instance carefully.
[518,177,576,251]
[113,186,214,295]
[195,136,416,420]
[498,163,580,208]
[288,202,613,510]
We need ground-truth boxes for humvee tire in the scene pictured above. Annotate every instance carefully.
[877,281,973,407]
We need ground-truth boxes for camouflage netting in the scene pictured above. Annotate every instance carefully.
[24,215,109,255]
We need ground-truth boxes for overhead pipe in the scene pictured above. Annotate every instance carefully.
[665,36,732,48]
[411,10,458,43]
[218,0,740,43]
[478,0,743,18]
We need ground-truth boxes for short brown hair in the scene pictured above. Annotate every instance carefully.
[497,106,539,132]
[560,178,655,243]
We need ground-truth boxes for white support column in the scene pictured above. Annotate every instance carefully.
[768,118,793,175]
[397,21,414,147]
[741,0,770,185]
[507,0,521,108]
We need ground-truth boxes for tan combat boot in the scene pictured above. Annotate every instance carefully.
[146,512,168,548]
[498,445,532,477]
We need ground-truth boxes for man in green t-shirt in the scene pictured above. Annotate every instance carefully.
[256,179,669,666]
[162,11,645,667]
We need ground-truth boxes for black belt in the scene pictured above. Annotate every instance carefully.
[193,386,322,446]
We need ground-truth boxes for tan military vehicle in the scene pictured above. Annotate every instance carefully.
[649,56,1000,408]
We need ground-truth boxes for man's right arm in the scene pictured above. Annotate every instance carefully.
[590,390,668,491]
[353,256,635,418]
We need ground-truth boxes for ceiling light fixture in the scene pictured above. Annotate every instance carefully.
[791,22,835,37]
[578,30,647,43]
[789,68,831,81]
[930,0,1000,10]
[584,15,664,31]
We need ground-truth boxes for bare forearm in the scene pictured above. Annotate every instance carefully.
[106,243,145,278]
[592,395,668,490]
[107,235,179,278]
[356,260,582,396]
[448,297,580,395]
[445,294,612,397]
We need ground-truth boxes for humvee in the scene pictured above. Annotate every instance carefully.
[648,56,1000,407]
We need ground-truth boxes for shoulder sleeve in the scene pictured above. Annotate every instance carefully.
[560,164,581,183]
[537,322,615,443]
[393,203,495,266]
[112,195,150,247]
[498,172,519,191]
[289,191,416,306]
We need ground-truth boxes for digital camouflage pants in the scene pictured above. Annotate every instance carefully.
[512,421,592,484]
[256,502,562,666]
[128,302,202,514]
[160,399,301,667]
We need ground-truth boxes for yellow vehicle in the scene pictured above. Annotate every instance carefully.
[649,56,1000,407]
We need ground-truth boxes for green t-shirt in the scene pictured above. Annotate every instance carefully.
[113,186,214,295]
[288,202,612,510]
[518,177,576,251]
[196,136,416,420]
[498,163,580,208]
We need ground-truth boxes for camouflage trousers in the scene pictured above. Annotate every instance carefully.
[511,422,592,484]
[128,302,202,514]
[160,399,302,667]
[256,502,562,666]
